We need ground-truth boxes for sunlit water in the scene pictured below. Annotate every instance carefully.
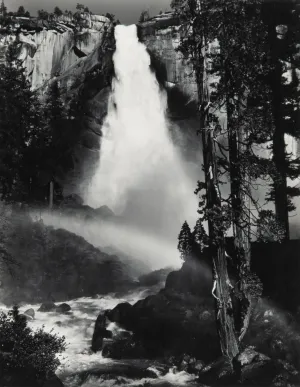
[0,287,198,386]
[84,23,198,249]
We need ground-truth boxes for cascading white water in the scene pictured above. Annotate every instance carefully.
[85,24,198,265]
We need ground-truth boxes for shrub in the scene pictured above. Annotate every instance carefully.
[0,306,66,383]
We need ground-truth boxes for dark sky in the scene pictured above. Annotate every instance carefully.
[7,0,171,24]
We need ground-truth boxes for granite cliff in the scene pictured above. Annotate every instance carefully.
[0,12,112,89]
[0,11,200,196]
[137,12,197,104]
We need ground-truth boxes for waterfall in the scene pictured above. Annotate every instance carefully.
[84,24,198,268]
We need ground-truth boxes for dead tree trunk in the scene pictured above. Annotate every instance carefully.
[227,90,252,342]
[197,42,240,360]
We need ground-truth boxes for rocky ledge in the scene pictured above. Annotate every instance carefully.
[0,12,112,89]
[90,257,300,386]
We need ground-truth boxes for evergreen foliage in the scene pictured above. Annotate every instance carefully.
[53,6,63,17]
[193,218,209,252]
[0,305,65,383]
[0,43,45,201]
[178,221,194,261]
[139,10,150,23]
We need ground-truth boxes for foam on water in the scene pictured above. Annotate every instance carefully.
[84,23,198,250]
[0,290,148,376]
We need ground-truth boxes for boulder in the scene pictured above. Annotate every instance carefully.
[138,267,172,287]
[91,313,112,352]
[38,302,56,312]
[70,363,158,382]
[20,313,33,321]
[24,308,35,319]
[102,338,148,360]
[198,348,300,387]
[55,303,71,314]
[107,302,135,329]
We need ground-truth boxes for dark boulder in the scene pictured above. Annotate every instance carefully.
[165,259,212,297]
[24,308,35,319]
[20,313,34,321]
[102,338,148,360]
[70,363,158,382]
[107,302,135,330]
[55,303,71,314]
[38,302,56,312]
[138,267,172,287]
[91,313,113,352]
[198,348,300,387]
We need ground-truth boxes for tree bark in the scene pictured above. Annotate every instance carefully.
[227,91,252,342]
[197,41,240,360]
[202,121,239,359]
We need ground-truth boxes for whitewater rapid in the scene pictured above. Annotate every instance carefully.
[0,288,197,387]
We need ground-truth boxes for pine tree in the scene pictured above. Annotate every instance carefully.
[54,6,63,17]
[16,6,25,16]
[0,43,44,201]
[37,80,67,196]
[193,218,209,252]
[177,221,194,261]
[262,0,300,239]
[37,10,49,20]
[76,3,85,11]
[0,0,7,18]
[172,0,267,364]
[139,10,150,23]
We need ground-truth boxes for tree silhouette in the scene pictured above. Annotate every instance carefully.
[54,6,63,17]
[178,221,194,261]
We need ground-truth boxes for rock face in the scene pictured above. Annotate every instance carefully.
[99,259,219,362]
[0,12,201,195]
[0,13,111,90]
[137,12,202,176]
[137,12,197,102]
[0,14,115,195]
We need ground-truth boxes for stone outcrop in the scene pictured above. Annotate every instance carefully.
[0,13,111,90]
[137,12,197,104]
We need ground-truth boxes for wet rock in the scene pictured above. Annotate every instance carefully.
[138,267,172,287]
[38,302,56,312]
[55,303,71,314]
[107,302,135,329]
[20,313,33,321]
[24,308,35,319]
[102,338,148,360]
[198,348,300,387]
[107,275,218,361]
[72,363,158,382]
[91,313,112,352]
